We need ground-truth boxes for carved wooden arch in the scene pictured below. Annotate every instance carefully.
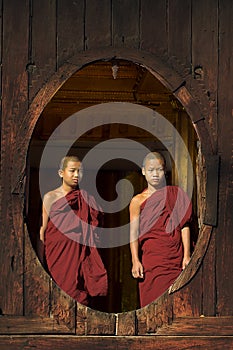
[13,48,218,333]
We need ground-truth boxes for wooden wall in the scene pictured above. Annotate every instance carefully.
[0,0,233,349]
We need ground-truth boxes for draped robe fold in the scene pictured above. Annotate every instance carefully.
[138,186,192,307]
[44,189,108,305]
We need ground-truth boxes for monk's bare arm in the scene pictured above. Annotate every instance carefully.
[129,196,144,279]
[38,192,55,264]
[181,226,191,269]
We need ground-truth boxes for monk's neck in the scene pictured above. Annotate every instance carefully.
[147,184,165,196]
[145,185,157,197]
[61,184,77,195]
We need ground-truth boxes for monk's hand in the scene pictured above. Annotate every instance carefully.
[182,256,191,270]
[132,261,144,279]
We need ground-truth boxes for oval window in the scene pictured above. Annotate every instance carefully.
[27,60,199,313]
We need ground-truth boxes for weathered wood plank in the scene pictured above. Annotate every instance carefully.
[50,282,76,333]
[169,225,212,294]
[172,225,205,318]
[157,316,233,336]
[173,286,200,318]
[24,225,50,316]
[0,0,2,112]
[0,0,232,342]
[86,309,115,335]
[112,0,140,48]
[202,228,217,315]
[136,292,173,335]
[203,156,220,226]
[85,0,111,50]
[0,316,70,334]
[24,224,76,332]
[117,311,136,336]
[0,335,233,350]
[216,0,233,316]
[191,0,218,152]
[141,0,167,55]
[0,0,2,254]
[168,0,191,71]
[76,303,88,335]
[57,0,84,66]
[29,0,56,101]
[0,0,29,315]
[174,86,204,122]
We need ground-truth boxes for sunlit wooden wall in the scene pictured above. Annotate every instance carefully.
[0,1,233,349]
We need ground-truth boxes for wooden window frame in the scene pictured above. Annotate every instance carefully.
[7,48,219,335]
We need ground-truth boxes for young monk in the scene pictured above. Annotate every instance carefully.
[38,155,108,306]
[129,152,192,308]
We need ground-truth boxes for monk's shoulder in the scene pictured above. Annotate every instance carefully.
[130,192,146,208]
[43,188,62,204]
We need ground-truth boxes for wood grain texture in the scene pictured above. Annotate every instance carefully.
[136,292,173,335]
[117,311,136,336]
[0,316,70,334]
[0,335,233,350]
[216,0,233,316]
[76,303,88,335]
[140,0,167,55]
[85,0,111,49]
[50,283,76,333]
[156,316,233,336]
[0,0,232,345]
[112,0,140,48]
[24,225,50,316]
[168,0,191,69]
[29,0,57,101]
[191,0,218,153]
[57,0,84,66]
[86,309,115,335]
[204,156,220,226]
[202,228,217,315]
[169,225,212,294]
[0,0,29,315]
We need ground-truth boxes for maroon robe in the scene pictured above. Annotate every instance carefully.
[45,189,108,306]
[138,186,192,307]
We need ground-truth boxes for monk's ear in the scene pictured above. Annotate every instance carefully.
[142,167,145,176]
[58,169,63,178]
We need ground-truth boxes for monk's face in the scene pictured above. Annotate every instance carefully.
[60,161,83,188]
[142,158,165,189]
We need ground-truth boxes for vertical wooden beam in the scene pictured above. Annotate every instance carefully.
[24,225,51,316]
[140,0,168,55]
[203,155,219,226]
[191,0,218,152]
[173,111,190,193]
[0,0,29,315]
[112,0,140,48]
[216,0,233,316]
[117,311,136,335]
[202,229,216,316]
[86,309,116,335]
[57,0,84,67]
[85,0,111,50]
[168,0,191,70]
[29,0,56,101]
[0,0,2,162]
